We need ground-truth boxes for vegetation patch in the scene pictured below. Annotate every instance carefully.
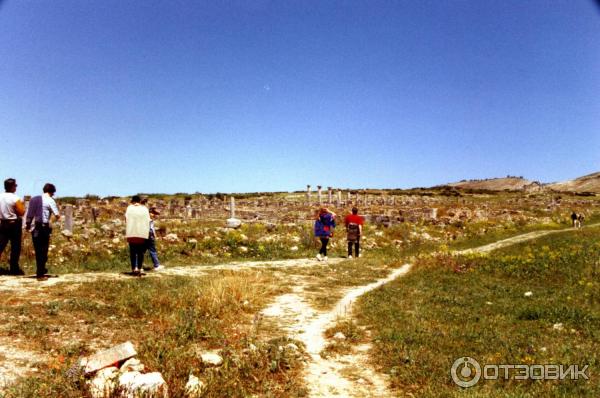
[356,227,600,397]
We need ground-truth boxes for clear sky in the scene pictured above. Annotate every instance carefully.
[1,1,599,197]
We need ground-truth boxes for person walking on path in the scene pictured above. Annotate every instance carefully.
[577,213,585,229]
[0,178,25,275]
[314,207,336,261]
[571,211,578,228]
[25,183,60,278]
[125,195,150,274]
[344,207,364,259]
[147,207,163,270]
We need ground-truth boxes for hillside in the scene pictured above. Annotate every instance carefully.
[547,172,600,193]
[446,177,536,191]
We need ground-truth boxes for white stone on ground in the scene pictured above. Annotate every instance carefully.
[200,351,223,367]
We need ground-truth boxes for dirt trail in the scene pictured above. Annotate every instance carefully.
[262,225,592,397]
[0,257,343,293]
[455,223,598,255]
[262,264,412,397]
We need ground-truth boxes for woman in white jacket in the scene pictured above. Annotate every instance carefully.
[125,195,150,274]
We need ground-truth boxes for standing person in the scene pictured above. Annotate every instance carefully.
[25,183,60,278]
[147,207,163,271]
[344,207,364,259]
[571,211,578,228]
[0,178,25,275]
[314,207,336,261]
[577,213,585,229]
[125,195,150,274]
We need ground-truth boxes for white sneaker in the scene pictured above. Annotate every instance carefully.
[153,265,164,271]
[348,255,353,259]
[316,254,322,261]
[133,267,140,274]
[323,256,328,261]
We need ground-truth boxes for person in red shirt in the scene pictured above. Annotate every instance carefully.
[344,207,364,258]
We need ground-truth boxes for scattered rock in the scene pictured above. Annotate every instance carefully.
[164,233,179,243]
[87,366,119,398]
[333,332,346,341]
[119,371,168,398]
[79,341,137,375]
[120,358,145,373]
[226,218,242,229]
[61,230,73,238]
[200,351,223,367]
[553,323,564,331]
[524,291,533,297]
[184,374,206,398]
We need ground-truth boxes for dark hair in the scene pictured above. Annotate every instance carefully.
[352,207,358,215]
[4,178,16,192]
[131,195,142,203]
[43,183,56,194]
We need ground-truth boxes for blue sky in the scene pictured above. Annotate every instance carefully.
[1,1,599,197]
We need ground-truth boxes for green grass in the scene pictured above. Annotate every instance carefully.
[356,227,600,397]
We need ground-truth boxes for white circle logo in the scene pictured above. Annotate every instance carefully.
[451,357,481,387]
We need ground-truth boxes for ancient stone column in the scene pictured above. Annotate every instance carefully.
[227,196,241,228]
[230,196,235,219]
[64,204,74,233]
[347,191,352,203]
[91,207,99,223]
[317,185,322,205]
[307,185,312,205]
[327,187,333,204]
[431,208,438,220]
[337,190,342,206]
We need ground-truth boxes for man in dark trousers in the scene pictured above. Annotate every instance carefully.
[26,183,60,278]
[0,178,26,275]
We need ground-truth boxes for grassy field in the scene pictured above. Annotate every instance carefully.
[0,271,307,397]
[357,226,600,397]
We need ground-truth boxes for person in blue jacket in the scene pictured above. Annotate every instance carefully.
[314,207,336,261]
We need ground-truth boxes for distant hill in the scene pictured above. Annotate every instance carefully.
[446,177,537,191]
[547,172,600,193]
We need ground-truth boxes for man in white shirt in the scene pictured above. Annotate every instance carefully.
[125,195,150,274]
[0,178,25,275]
[25,183,60,277]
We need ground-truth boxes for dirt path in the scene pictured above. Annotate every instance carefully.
[0,257,344,293]
[455,224,598,255]
[262,225,593,397]
[262,264,412,397]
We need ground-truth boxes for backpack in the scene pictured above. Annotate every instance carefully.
[315,214,335,237]
[347,223,360,241]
